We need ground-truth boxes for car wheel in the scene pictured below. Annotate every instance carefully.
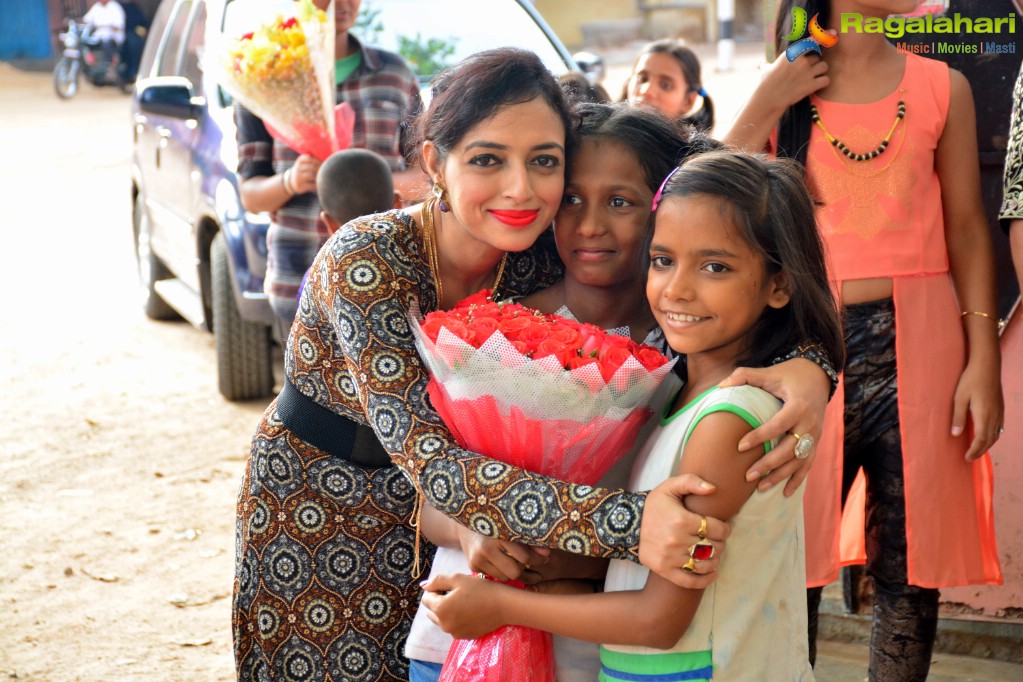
[53,57,80,99]
[211,232,274,401]
[133,193,178,320]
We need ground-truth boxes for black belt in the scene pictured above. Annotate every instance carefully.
[276,379,393,468]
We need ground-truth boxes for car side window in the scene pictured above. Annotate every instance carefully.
[182,3,207,89]
[157,0,194,77]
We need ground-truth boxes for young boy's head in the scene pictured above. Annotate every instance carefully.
[316,149,397,233]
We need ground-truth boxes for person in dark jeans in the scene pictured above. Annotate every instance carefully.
[119,0,148,83]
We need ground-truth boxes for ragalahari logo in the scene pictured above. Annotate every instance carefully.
[784,7,839,61]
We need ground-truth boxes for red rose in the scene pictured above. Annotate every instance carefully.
[420,315,448,343]
[598,346,633,382]
[635,346,670,371]
[471,302,502,320]
[567,355,598,370]
[512,340,531,356]
[240,31,254,40]
[498,315,534,341]
[547,324,582,349]
[440,319,475,346]
[534,339,575,368]
[598,333,633,358]
[579,328,604,357]
[518,323,550,351]
[454,289,493,309]
[469,317,500,345]
[281,17,298,29]
[500,302,530,317]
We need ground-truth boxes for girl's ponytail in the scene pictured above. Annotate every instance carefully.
[683,88,715,134]
[774,0,830,167]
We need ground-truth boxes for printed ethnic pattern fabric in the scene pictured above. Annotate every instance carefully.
[1000,62,1023,232]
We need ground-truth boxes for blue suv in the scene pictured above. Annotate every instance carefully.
[131,0,585,400]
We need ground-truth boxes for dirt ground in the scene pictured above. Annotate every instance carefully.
[0,64,262,680]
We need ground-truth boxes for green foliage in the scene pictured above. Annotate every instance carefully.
[397,33,458,78]
[354,3,383,44]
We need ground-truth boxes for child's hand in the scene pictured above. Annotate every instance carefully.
[528,549,607,583]
[421,573,508,639]
[456,527,550,584]
[758,52,830,110]
[287,154,322,195]
[952,358,1004,461]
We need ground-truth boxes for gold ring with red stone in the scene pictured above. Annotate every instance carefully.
[689,540,715,561]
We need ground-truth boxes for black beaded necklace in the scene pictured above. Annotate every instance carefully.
[810,100,906,162]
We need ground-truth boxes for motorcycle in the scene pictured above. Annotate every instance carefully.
[53,21,132,99]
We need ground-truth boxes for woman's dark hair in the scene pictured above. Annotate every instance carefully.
[412,48,576,170]
[774,0,830,166]
[621,40,715,133]
[573,101,721,193]
[653,150,844,370]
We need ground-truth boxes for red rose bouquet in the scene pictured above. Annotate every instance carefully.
[212,0,354,160]
[410,290,675,682]
[414,290,674,485]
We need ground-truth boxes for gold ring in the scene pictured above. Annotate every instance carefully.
[791,432,815,459]
[697,516,708,540]
[688,540,715,561]
[682,556,698,573]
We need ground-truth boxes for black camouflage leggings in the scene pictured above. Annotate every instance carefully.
[807,298,938,681]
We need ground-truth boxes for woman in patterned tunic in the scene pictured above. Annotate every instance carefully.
[1001,59,1023,296]
[232,48,836,682]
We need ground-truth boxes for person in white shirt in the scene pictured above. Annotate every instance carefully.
[82,0,125,79]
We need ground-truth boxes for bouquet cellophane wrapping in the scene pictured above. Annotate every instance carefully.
[409,298,675,681]
[438,577,555,682]
[212,0,352,160]
[412,316,675,484]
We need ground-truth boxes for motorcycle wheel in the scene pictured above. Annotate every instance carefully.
[53,57,80,99]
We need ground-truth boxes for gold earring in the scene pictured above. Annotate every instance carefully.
[432,181,450,213]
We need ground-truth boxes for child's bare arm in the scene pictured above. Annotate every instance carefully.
[936,69,1004,460]
[422,411,760,647]
[721,53,829,152]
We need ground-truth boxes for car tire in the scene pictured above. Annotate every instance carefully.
[53,57,80,99]
[211,232,274,401]
[133,193,178,320]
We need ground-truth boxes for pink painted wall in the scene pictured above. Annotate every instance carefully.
[943,303,1023,621]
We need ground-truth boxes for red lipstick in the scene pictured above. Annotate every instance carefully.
[490,209,539,227]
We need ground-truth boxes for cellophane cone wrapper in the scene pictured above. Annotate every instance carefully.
[438,579,555,682]
[212,0,338,160]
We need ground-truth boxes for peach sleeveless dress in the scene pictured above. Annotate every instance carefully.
[801,53,1001,588]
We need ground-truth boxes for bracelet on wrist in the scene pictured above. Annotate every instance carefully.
[961,310,998,325]
[281,169,295,197]
[961,310,1006,331]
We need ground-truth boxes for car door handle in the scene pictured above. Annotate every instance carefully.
[157,126,171,149]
